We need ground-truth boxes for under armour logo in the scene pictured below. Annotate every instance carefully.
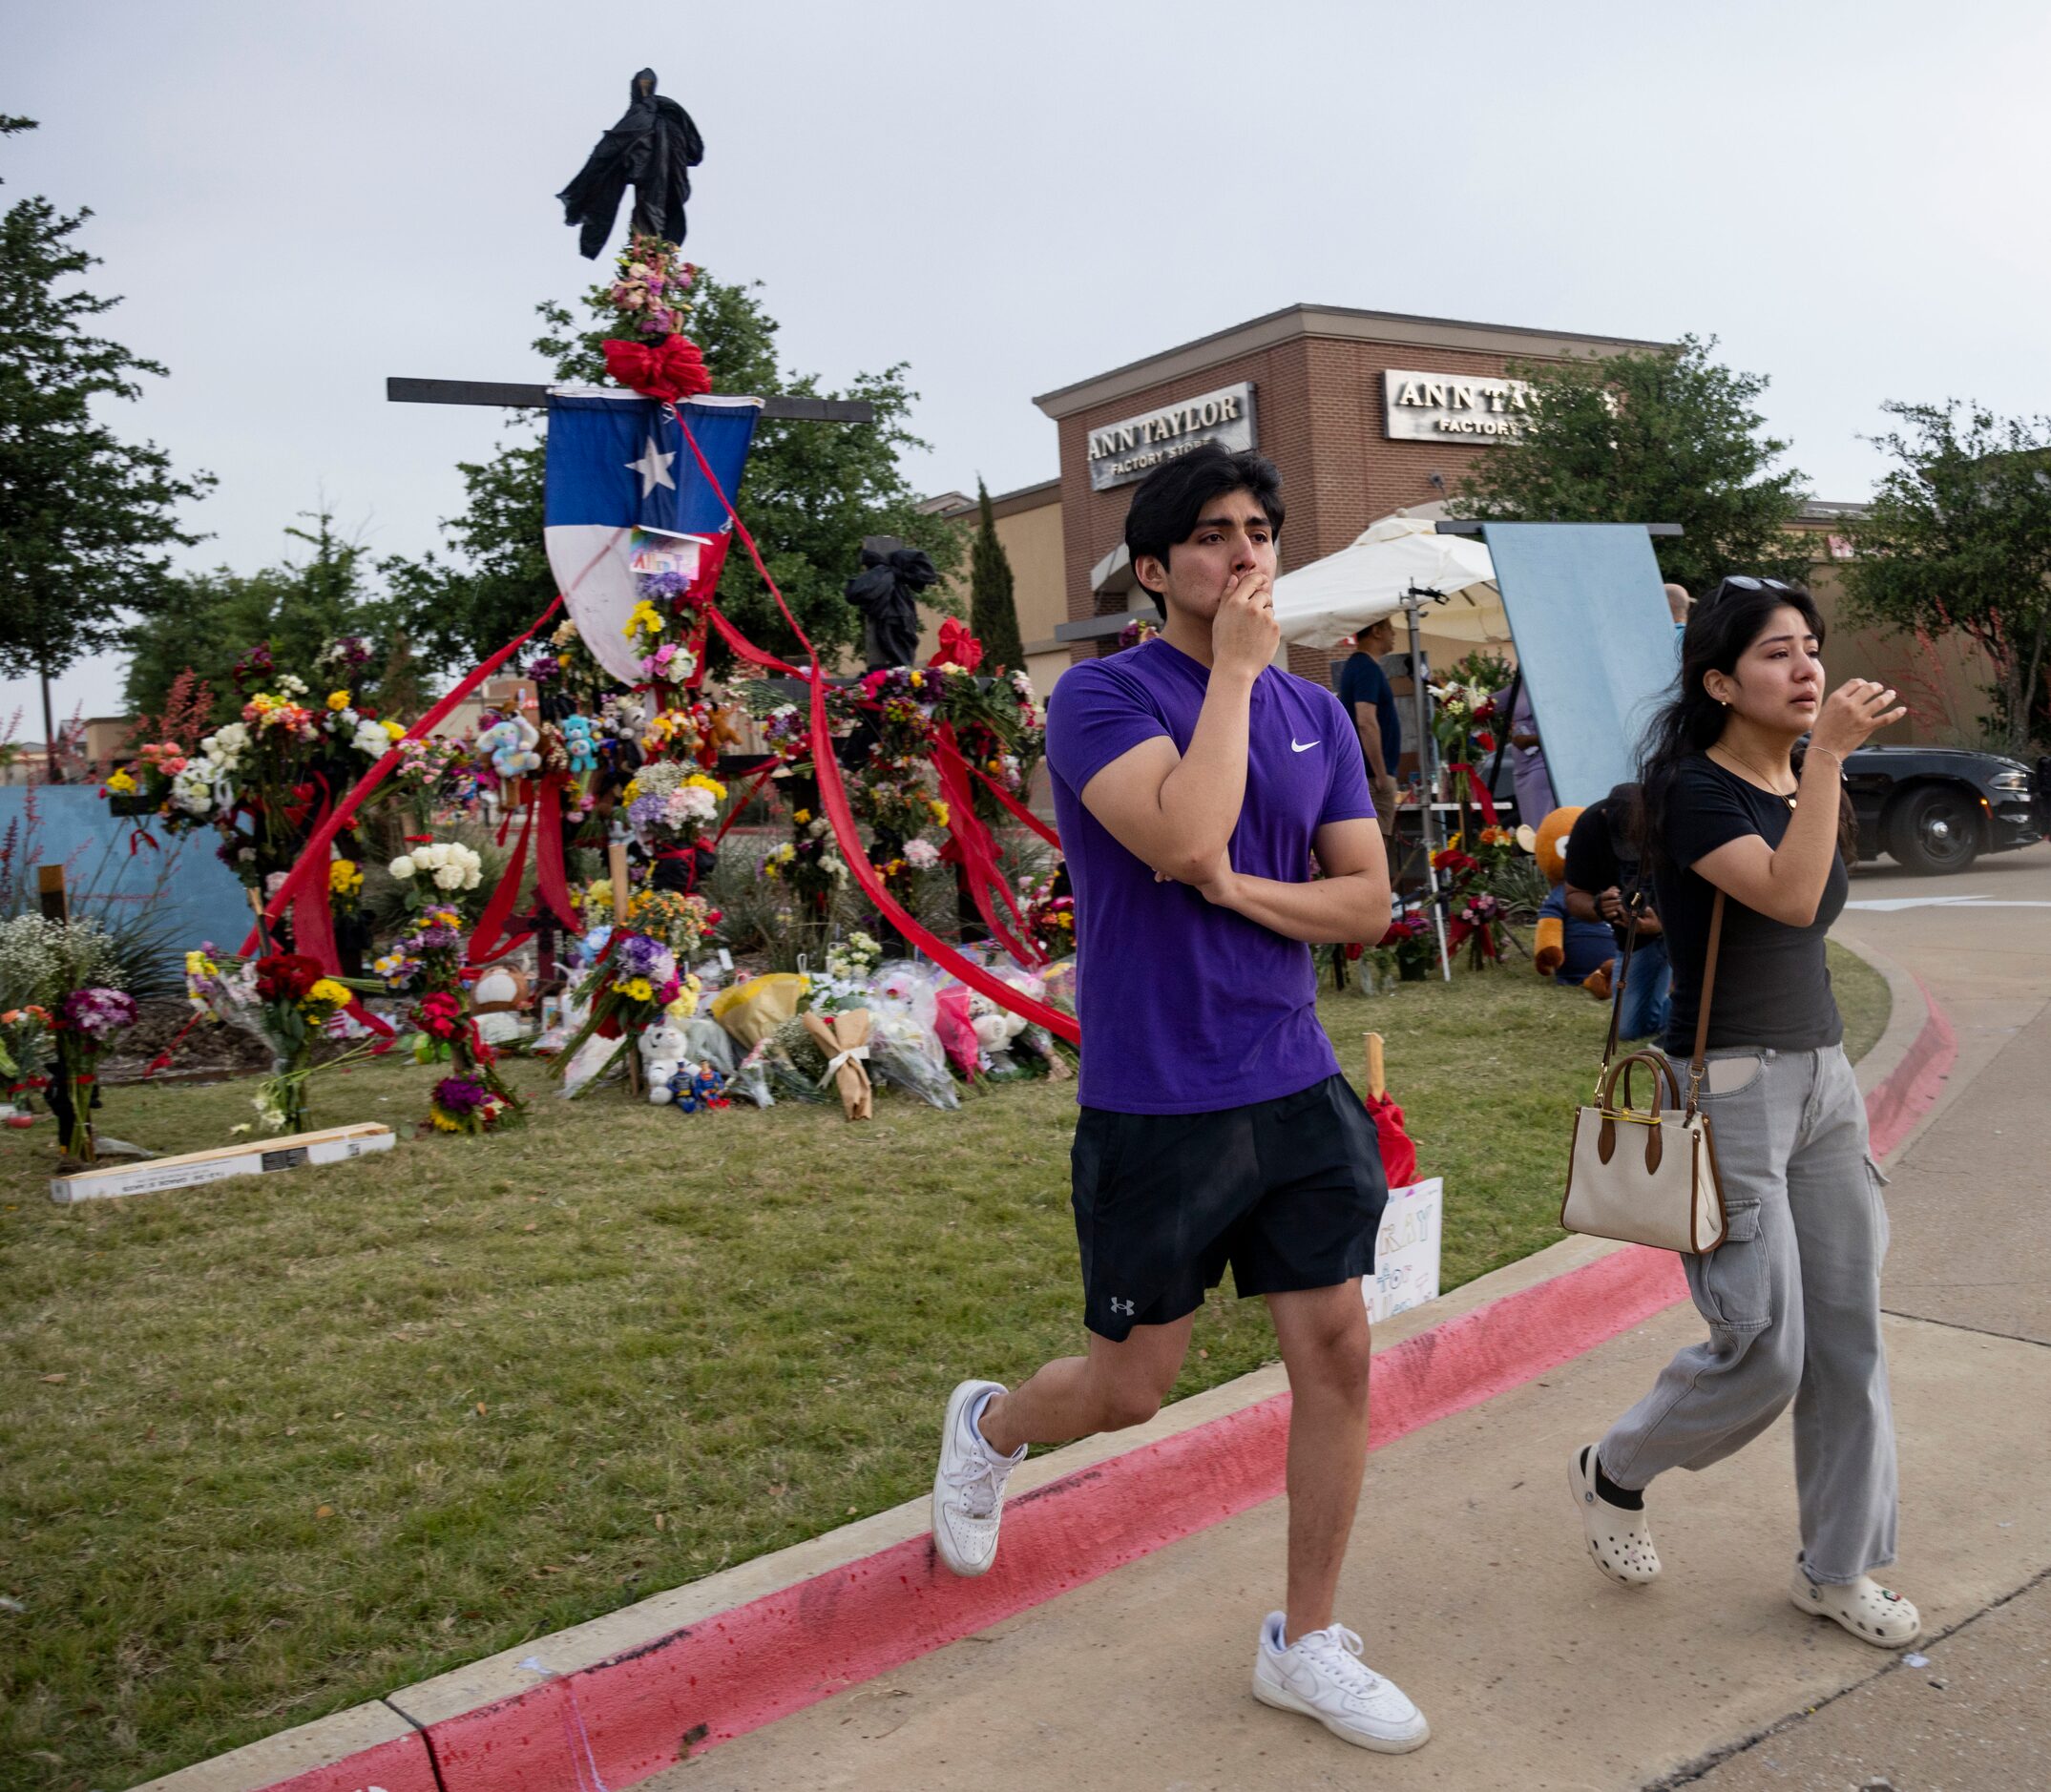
[1110,1297,1135,1317]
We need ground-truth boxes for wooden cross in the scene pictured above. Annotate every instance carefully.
[387,378,873,425]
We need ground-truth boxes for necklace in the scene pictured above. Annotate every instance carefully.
[1709,742,1798,809]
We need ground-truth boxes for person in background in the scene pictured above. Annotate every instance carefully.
[1500,674,1555,823]
[1337,617,1402,838]
[1665,582,1693,642]
[1564,783,1669,1042]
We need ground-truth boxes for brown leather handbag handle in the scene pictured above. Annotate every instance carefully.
[1684,889,1727,1117]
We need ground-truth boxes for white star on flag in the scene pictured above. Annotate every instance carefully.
[627,435,677,497]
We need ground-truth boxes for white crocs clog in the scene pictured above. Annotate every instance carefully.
[1789,1567,1921,1646]
[1569,1445,1661,1586]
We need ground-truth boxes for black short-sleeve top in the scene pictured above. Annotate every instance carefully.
[1652,755,1847,1056]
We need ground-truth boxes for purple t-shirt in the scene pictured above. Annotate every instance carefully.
[1046,636,1376,1114]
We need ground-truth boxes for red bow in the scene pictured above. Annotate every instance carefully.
[930,617,984,672]
[601,334,712,403]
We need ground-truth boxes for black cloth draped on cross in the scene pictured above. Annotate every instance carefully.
[557,68,705,260]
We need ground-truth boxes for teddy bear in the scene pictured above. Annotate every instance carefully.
[1524,807,1616,991]
[560,714,598,775]
[638,1018,692,1105]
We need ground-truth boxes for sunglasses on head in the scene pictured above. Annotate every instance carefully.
[1713,575,1797,595]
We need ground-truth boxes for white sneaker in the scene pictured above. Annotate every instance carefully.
[931,1379,1024,1577]
[1251,1611,1430,1753]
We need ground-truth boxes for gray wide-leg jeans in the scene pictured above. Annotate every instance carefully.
[1599,1042,1897,1583]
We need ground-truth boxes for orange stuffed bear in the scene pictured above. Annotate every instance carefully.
[1525,806,1618,996]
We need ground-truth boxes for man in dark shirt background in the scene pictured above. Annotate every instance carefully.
[1563,782,1671,1042]
[1337,617,1402,839]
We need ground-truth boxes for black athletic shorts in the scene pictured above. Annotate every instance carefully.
[1071,1073,1388,1343]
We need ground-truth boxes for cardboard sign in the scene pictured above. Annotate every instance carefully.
[626,526,708,577]
[1364,1177,1442,1323]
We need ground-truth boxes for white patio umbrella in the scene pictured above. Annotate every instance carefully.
[1271,515,1507,648]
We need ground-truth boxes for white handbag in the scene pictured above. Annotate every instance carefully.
[1561,891,1729,1255]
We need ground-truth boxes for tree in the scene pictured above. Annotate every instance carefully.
[0,118,214,698]
[968,479,1025,673]
[1841,401,2051,754]
[385,268,962,675]
[123,511,383,717]
[1450,335,1810,594]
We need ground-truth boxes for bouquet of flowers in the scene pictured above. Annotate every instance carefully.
[393,735,481,824]
[625,886,717,958]
[0,1003,53,1115]
[427,1073,513,1136]
[388,841,484,907]
[1452,889,1510,969]
[377,906,523,1124]
[599,233,709,401]
[624,761,726,865]
[243,951,366,1134]
[552,927,687,1095]
[1376,913,1438,983]
[1024,875,1076,959]
[0,915,136,1161]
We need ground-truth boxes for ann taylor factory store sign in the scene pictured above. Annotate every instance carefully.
[1086,382,1256,490]
[1384,369,1536,441]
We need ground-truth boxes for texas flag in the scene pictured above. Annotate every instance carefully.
[542,387,764,683]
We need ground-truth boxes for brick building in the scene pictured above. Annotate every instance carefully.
[1029,302,1665,684]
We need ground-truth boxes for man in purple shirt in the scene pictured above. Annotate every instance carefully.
[930,447,1427,1754]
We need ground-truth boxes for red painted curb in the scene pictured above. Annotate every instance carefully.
[1865,973,1957,1162]
[215,980,1959,1792]
[237,1729,439,1792]
[418,1243,1688,1791]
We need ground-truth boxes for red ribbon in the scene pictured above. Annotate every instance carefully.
[668,406,1080,1047]
[243,595,566,962]
[967,760,1060,849]
[1445,762,1499,826]
[468,799,536,967]
[533,779,580,933]
[932,723,1043,968]
[601,334,712,403]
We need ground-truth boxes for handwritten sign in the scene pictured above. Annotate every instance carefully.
[1364,1177,1442,1324]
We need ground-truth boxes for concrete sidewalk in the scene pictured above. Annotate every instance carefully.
[654,847,2051,1792]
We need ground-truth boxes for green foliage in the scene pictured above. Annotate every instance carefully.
[0,117,214,681]
[1450,335,1810,595]
[969,479,1026,672]
[1840,401,2051,754]
[384,268,963,676]
[122,512,397,717]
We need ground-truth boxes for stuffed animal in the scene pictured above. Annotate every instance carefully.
[639,1019,692,1105]
[477,715,542,781]
[1524,807,1615,990]
[561,714,598,775]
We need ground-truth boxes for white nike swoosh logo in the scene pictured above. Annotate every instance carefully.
[1291,739,1319,753]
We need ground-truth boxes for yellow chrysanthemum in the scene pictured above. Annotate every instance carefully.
[326,690,351,712]
[625,600,665,637]
[792,808,811,825]
[929,800,951,827]
[621,977,654,1003]
[329,859,363,893]
[105,768,137,794]
[686,772,726,801]
[382,719,405,740]
[429,1109,462,1133]
[305,979,352,1010]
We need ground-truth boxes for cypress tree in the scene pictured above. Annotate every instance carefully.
[968,479,1026,672]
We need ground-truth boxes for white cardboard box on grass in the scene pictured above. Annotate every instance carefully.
[48,1122,396,1204]
[1364,1177,1442,1323]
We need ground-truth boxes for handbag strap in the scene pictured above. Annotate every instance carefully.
[1684,888,1727,1117]
[1598,901,1643,1076]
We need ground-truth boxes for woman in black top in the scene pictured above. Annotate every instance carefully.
[1567,578,1922,1648]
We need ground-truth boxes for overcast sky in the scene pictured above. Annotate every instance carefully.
[9,0,2050,731]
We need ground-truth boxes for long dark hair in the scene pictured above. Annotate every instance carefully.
[1639,578,1859,870]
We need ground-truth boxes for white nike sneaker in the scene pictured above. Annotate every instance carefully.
[1251,1611,1430,1753]
[931,1379,1024,1577]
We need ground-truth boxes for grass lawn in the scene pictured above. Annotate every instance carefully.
[1,943,1887,1788]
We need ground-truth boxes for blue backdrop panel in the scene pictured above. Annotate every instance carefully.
[1481,523,1679,811]
[0,786,252,959]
